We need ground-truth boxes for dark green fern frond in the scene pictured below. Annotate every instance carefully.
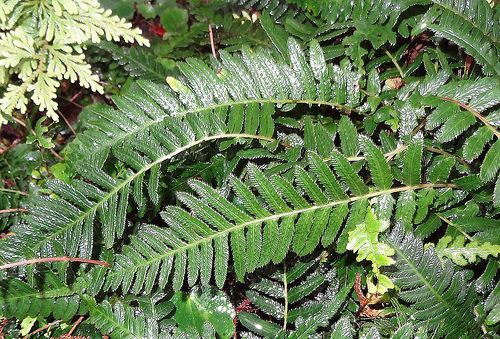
[416,0,500,77]
[84,296,158,339]
[386,225,482,338]
[0,271,80,321]
[244,258,336,328]
[97,150,453,294]
[423,77,500,182]
[98,42,169,81]
[238,258,352,337]
[0,38,367,264]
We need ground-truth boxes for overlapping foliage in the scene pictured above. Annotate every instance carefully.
[0,0,499,337]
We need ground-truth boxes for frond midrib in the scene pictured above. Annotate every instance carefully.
[106,183,455,280]
[31,133,272,253]
[0,285,75,303]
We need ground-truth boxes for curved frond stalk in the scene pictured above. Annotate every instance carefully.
[386,225,482,338]
[101,152,455,294]
[1,132,271,262]
[425,77,500,182]
[0,256,110,270]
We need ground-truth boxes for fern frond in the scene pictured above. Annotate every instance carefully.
[0,271,79,321]
[99,152,452,294]
[0,39,365,264]
[402,135,423,186]
[417,0,499,77]
[386,225,482,338]
[238,257,350,335]
[435,235,500,265]
[359,136,393,190]
[347,207,395,294]
[99,42,169,81]
[84,296,155,339]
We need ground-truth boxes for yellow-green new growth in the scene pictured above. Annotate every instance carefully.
[0,0,149,124]
[436,235,500,266]
[347,207,395,294]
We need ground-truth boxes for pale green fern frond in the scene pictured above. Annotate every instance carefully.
[435,235,500,265]
[347,207,395,294]
[0,0,148,124]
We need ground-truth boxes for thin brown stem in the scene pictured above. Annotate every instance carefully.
[23,320,61,339]
[13,116,27,127]
[0,208,27,214]
[425,145,470,167]
[436,214,474,242]
[0,256,110,270]
[57,110,76,135]
[208,23,217,59]
[50,148,64,161]
[440,96,500,139]
[66,316,85,337]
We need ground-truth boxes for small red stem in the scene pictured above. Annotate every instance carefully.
[0,208,27,214]
[65,316,85,337]
[208,23,217,59]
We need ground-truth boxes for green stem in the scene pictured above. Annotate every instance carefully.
[436,214,474,242]
[0,188,28,196]
[385,49,404,79]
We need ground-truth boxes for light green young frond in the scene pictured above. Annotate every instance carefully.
[0,83,29,123]
[47,46,103,93]
[0,27,36,68]
[346,207,395,294]
[436,235,500,266]
[0,66,7,85]
[0,0,147,124]
[0,0,19,24]
[28,73,59,120]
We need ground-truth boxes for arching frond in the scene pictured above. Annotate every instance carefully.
[0,38,363,263]
[417,0,500,77]
[98,153,452,294]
